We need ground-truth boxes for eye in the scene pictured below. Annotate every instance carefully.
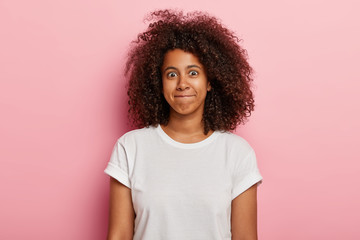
[189,70,198,76]
[167,72,177,78]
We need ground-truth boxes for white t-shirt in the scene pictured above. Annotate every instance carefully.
[104,125,263,240]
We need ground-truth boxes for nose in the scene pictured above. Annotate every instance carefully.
[176,75,190,91]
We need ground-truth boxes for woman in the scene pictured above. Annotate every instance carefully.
[104,9,263,240]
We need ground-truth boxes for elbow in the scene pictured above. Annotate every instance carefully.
[232,237,258,240]
[231,233,258,240]
[106,233,133,240]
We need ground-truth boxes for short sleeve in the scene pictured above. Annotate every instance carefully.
[231,149,263,200]
[104,139,131,188]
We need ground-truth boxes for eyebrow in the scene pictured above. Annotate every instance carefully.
[163,65,202,72]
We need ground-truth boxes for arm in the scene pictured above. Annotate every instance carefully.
[231,184,258,240]
[107,177,135,240]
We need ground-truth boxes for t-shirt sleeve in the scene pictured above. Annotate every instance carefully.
[231,148,263,200]
[104,139,131,189]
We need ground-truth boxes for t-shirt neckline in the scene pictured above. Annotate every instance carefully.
[155,124,219,149]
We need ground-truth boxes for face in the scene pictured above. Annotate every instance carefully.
[161,49,211,118]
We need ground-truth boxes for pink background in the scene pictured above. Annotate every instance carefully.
[1,0,359,239]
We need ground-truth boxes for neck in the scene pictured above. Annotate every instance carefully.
[167,108,204,134]
[161,109,213,143]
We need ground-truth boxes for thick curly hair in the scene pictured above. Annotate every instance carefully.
[125,9,255,134]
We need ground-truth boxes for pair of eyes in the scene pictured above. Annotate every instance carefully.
[165,70,199,78]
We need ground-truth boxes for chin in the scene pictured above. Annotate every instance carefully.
[171,105,202,116]
[172,109,192,115]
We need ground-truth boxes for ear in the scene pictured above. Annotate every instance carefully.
[207,81,211,91]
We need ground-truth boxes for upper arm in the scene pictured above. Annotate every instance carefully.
[107,177,135,240]
[231,183,258,240]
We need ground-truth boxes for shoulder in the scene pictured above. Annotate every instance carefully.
[215,131,254,153]
[116,126,157,146]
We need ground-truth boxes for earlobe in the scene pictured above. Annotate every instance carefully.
[207,82,212,91]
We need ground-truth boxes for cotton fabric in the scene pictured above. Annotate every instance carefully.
[104,125,262,240]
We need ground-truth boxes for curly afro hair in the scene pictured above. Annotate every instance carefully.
[125,9,255,134]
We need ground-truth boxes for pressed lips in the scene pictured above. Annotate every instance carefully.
[174,94,195,97]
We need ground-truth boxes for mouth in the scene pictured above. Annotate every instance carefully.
[174,95,195,98]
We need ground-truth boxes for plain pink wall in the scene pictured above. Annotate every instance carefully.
[1,0,359,239]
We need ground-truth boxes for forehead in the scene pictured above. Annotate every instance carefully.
[162,49,203,69]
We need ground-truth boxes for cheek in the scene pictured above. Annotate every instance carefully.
[162,80,175,93]
[161,79,167,93]
[194,80,209,95]
[161,82,173,102]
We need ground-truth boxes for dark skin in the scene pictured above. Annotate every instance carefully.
[160,49,212,143]
[231,184,259,240]
[107,178,134,240]
[106,49,259,240]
